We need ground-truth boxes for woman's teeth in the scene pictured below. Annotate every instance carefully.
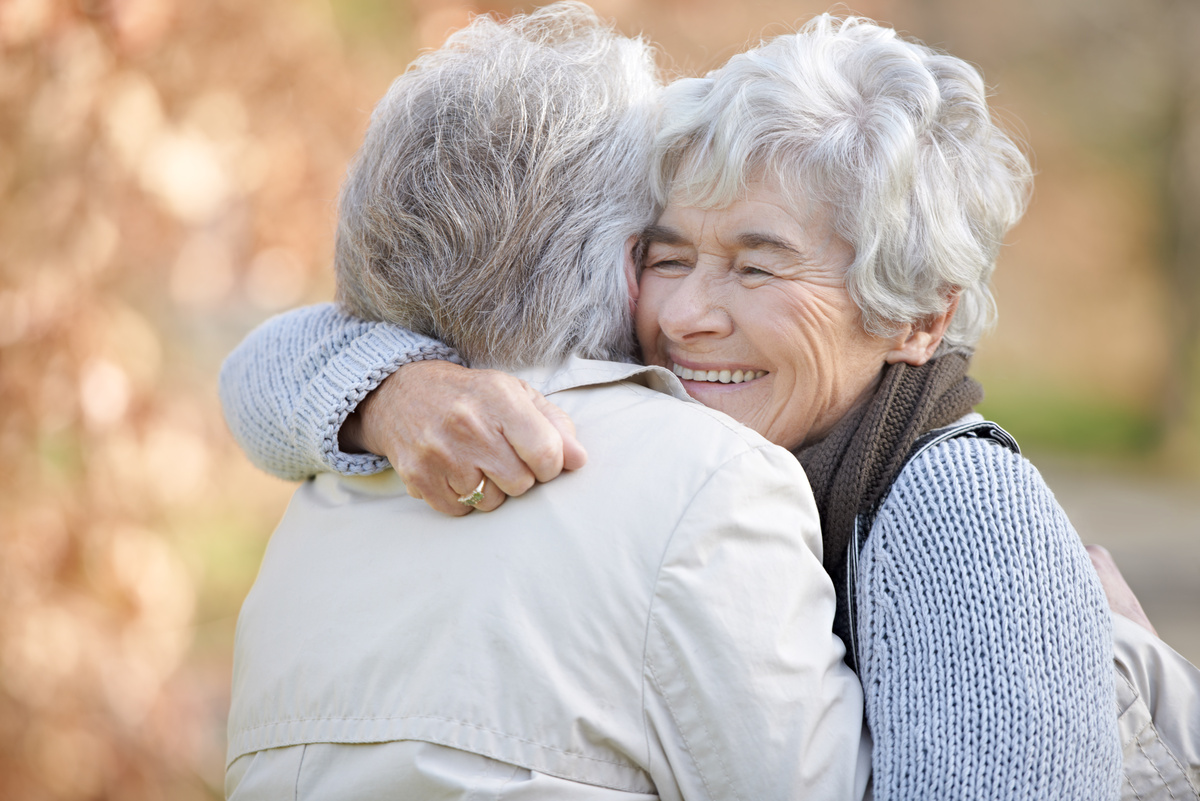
[672,364,766,384]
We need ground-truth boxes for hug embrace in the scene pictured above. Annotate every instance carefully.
[220,3,1200,799]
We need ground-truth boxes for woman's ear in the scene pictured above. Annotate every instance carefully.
[884,293,960,366]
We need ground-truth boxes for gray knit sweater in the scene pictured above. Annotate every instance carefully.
[219,302,1121,800]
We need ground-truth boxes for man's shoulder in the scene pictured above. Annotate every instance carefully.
[561,373,782,470]
[528,356,778,456]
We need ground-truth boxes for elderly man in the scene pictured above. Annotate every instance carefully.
[223,5,869,799]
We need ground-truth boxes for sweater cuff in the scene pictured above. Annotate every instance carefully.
[291,325,464,475]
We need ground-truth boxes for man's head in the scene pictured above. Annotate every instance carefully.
[334,1,661,368]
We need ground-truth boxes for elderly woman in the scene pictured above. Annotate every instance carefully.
[223,5,869,799]
[222,13,1128,800]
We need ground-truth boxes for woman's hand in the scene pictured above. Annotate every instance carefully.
[1086,544,1158,635]
[340,360,587,516]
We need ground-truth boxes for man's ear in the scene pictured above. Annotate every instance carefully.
[624,234,640,317]
[884,293,960,366]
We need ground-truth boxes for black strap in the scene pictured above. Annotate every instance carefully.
[833,420,1020,674]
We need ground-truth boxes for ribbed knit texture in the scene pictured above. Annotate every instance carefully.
[218,303,463,480]
[218,304,1123,798]
[861,436,1121,801]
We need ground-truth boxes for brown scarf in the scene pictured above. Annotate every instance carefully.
[796,352,983,583]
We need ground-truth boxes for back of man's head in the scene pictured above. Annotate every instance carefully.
[334,2,661,368]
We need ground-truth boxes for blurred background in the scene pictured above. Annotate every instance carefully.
[1,0,1197,797]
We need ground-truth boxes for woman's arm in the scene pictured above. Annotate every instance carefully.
[857,437,1122,801]
[218,303,465,480]
[218,304,585,509]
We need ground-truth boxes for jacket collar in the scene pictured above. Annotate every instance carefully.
[508,356,696,404]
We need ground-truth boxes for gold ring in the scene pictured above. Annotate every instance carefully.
[457,478,487,507]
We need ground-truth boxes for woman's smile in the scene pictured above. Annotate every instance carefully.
[668,359,768,385]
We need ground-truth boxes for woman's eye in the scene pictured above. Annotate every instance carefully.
[645,258,690,273]
[739,265,773,278]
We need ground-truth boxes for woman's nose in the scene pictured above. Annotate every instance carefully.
[657,269,732,343]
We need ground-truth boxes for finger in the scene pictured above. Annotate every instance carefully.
[499,386,569,485]
[400,469,473,517]
[533,395,587,472]
[389,430,499,517]
[438,394,540,495]
[469,475,508,513]
[446,476,497,515]
[1085,544,1125,587]
[440,442,534,499]
[477,456,537,498]
[1084,543,1113,565]
[429,490,475,516]
[1084,544,1158,636]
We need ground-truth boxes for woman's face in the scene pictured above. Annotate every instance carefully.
[636,183,910,451]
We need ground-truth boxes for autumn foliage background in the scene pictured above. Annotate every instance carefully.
[1,0,1198,798]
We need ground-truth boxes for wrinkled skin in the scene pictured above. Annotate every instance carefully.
[636,183,946,451]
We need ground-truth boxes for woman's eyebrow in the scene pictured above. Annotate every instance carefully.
[736,232,804,258]
[641,224,691,246]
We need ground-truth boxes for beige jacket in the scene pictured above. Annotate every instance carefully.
[226,357,871,801]
[1113,612,1200,800]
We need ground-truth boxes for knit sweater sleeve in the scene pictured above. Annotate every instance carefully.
[856,436,1121,800]
[218,303,463,481]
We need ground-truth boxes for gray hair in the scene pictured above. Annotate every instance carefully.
[335,2,661,367]
[652,14,1033,349]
